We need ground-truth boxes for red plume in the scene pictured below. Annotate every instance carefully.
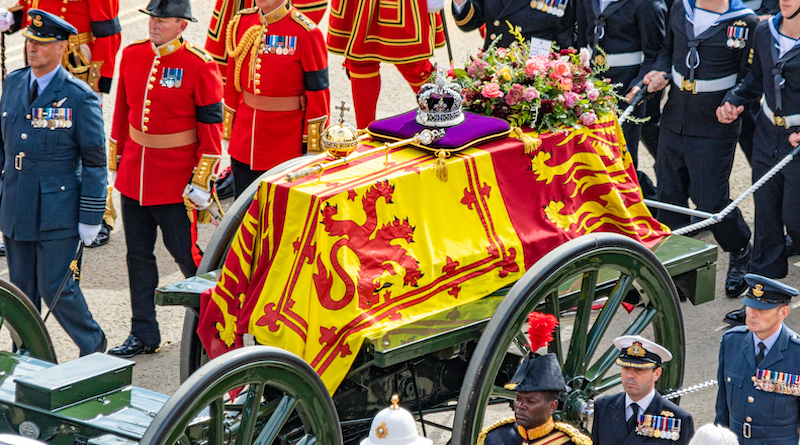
[527,311,559,351]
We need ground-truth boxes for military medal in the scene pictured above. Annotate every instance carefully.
[530,0,539,8]
[160,68,184,88]
[727,21,749,49]
[654,417,662,438]
[286,36,297,55]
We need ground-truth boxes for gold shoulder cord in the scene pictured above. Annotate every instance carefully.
[477,416,516,445]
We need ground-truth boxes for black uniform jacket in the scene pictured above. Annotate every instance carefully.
[652,0,757,138]
[725,16,800,157]
[576,0,667,93]
[591,391,695,445]
[452,0,576,49]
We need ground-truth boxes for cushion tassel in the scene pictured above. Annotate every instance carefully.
[513,127,541,154]
[434,149,449,182]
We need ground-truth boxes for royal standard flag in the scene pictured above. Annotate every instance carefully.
[197,114,669,393]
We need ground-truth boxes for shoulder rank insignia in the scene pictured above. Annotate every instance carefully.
[186,43,213,61]
[727,20,750,49]
[476,416,516,445]
[292,10,316,31]
[636,414,682,441]
[753,368,800,395]
[660,410,674,417]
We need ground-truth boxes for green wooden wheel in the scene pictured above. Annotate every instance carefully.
[452,233,685,444]
[143,345,343,445]
[0,278,56,363]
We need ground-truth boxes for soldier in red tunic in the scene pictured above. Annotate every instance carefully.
[107,0,224,358]
[0,0,122,248]
[205,0,328,82]
[224,0,330,197]
[327,0,446,128]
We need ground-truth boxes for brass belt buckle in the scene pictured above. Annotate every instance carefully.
[774,115,788,129]
[682,79,697,94]
[14,152,25,171]
[743,423,751,439]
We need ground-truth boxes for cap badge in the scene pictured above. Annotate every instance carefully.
[627,341,646,357]
[753,284,764,297]
[375,422,388,439]
[33,15,43,27]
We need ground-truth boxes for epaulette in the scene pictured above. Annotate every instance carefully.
[128,37,151,47]
[724,325,749,336]
[186,43,213,62]
[239,6,259,15]
[553,422,592,445]
[476,416,516,445]
[292,10,316,32]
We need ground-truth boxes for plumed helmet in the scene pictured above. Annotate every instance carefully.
[361,395,432,445]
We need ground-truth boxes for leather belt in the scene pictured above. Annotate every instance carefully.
[671,66,737,94]
[730,418,799,439]
[13,153,77,172]
[606,51,644,68]
[761,101,800,129]
[128,124,198,149]
[243,92,304,112]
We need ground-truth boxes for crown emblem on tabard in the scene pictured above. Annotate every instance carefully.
[627,341,647,357]
[753,283,765,297]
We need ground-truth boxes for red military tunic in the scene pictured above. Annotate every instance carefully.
[111,36,224,206]
[327,0,445,63]
[225,4,330,171]
[10,0,121,93]
[205,0,327,81]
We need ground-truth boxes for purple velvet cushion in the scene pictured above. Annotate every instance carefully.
[367,110,511,151]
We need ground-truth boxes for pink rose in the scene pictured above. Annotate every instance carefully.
[559,77,573,91]
[525,57,550,77]
[584,81,595,91]
[481,83,504,98]
[579,48,592,68]
[506,84,525,106]
[564,92,580,108]
[496,47,509,59]
[550,60,571,79]
[587,88,600,101]
[523,87,540,101]
[580,111,597,126]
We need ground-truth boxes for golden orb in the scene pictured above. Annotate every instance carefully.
[323,101,360,158]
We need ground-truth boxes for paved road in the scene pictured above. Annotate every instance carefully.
[0,0,797,442]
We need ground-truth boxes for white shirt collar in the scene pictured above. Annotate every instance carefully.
[29,65,59,94]
[599,0,619,12]
[625,388,656,419]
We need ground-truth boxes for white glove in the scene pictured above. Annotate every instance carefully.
[0,9,14,33]
[95,91,104,107]
[78,223,102,246]
[108,170,117,187]
[427,0,445,13]
[183,184,212,210]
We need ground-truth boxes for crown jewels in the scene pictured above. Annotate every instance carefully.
[322,101,359,159]
[415,68,465,128]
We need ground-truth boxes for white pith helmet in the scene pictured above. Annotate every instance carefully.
[0,435,47,445]
[360,395,433,445]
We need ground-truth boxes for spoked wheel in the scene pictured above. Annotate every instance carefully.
[0,278,56,362]
[452,233,684,444]
[180,157,310,382]
[143,346,343,445]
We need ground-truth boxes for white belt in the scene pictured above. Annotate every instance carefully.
[761,101,800,128]
[605,51,644,68]
[671,66,738,94]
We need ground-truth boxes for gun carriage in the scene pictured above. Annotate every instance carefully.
[0,121,717,444]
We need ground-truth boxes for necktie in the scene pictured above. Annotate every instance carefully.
[756,342,766,366]
[29,80,38,104]
[627,403,639,434]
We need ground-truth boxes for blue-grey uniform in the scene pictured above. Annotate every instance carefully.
[451,0,576,50]
[0,10,106,356]
[723,15,800,279]
[715,275,800,444]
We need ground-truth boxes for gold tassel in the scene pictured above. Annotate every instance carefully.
[512,127,542,154]
[434,149,449,182]
[196,209,212,224]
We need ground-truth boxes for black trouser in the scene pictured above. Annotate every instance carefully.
[622,99,657,199]
[655,128,751,253]
[121,196,200,346]
[750,140,800,278]
[737,101,759,165]
[231,158,266,199]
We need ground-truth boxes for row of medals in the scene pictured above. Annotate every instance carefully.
[528,0,567,17]
[726,37,747,49]
[31,108,72,130]
[635,415,682,441]
[259,33,297,55]
[752,369,800,395]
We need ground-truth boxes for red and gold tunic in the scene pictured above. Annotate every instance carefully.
[225,3,330,171]
[327,0,445,63]
[111,36,224,206]
[205,0,327,81]
[10,0,121,93]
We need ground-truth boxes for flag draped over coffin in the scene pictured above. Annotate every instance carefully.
[197,114,670,393]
